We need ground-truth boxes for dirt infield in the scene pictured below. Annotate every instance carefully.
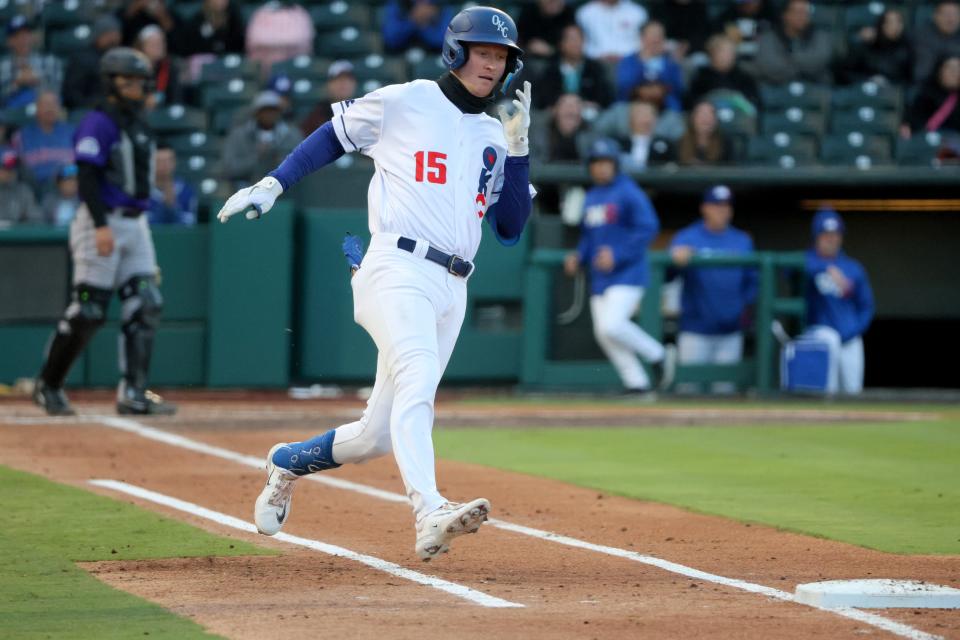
[1,395,958,640]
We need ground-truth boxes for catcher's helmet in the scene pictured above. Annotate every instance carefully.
[442,6,524,93]
[100,47,153,78]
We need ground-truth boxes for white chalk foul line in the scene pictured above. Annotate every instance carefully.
[45,415,941,640]
[88,479,522,609]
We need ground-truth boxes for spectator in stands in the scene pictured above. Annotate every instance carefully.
[576,0,647,62]
[650,0,710,58]
[802,208,874,395]
[382,0,453,53]
[537,24,614,110]
[531,93,591,213]
[564,137,666,395]
[593,96,685,143]
[246,1,314,76]
[616,20,684,111]
[710,0,776,57]
[176,0,246,56]
[266,73,294,119]
[843,8,913,86]
[0,16,64,108]
[11,90,75,196]
[753,0,833,86]
[902,55,960,138]
[677,101,732,166]
[517,0,576,58]
[0,148,42,225]
[913,1,960,84]
[148,144,197,225]
[40,163,81,227]
[686,34,759,110]
[669,185,757,394]
[621,101,675,171]
[221,91,302,188]
[118,0,180,46]
[62,15,123,110]
[299,60,358,135]
[136,25,183,108]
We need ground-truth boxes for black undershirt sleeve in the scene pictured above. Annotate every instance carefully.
[77,161,110,228]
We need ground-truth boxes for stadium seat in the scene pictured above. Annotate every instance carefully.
[179,154,217,187]
[271,56,333,82]
[166,132,224,160]
[171,2,202,22]
[316,27,382,58]
[759,82,830,112]
[198,55,260,84]
[914,3,935,28]
[410,54,447,81]
[211,108,244,135]
[47,24,93,56]
[289,78,328,110]
[831,81,902,113]
[761,108,826,137]
[896,131,945,166]
[147,104,208,135]
[42,0,92,28]
[820,132,893,167]
[844,2,906,39]
[0,0,29,22]
[830,107,900,136]
[715,106,758,137]
[809,4,841,31]
[746,132,818,167]
[201,79,259,111]
[1,103,35,128]
[309,2,372,31]
[349,54,407,86]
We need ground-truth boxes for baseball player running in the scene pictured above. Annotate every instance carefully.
[33,48,175,417]
[217,7,534,560]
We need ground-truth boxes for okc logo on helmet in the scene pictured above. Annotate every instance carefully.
[491,14,509,37]
[475,146,498,218]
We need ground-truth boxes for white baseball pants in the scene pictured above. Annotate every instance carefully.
[677,331,744,394]
[589,285,665,390]
[804,325,864,394]
[328,234,467,520]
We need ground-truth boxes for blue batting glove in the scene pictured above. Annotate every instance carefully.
[342,233,364,272]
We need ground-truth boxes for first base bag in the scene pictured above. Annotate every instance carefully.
[780,338,830,393]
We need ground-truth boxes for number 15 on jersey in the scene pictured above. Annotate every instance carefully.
[414,151,447,184]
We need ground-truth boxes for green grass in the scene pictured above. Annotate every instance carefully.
[0,465,275,639]
[435,419,960,555]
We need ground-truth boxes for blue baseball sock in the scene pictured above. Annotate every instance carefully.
[271,430,341,476]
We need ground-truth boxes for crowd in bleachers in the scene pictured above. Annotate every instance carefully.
[1,0,960,228]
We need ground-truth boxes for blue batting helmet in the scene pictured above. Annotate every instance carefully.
[442,6,524,93]
[587,137,622,164]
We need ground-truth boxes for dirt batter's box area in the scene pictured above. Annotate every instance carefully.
[0,394,957,640]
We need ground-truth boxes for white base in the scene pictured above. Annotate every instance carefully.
[795,579,960,609]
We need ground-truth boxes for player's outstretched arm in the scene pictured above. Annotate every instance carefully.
[216,176,283,223]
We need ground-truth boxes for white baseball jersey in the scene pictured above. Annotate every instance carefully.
[331,80,507,262]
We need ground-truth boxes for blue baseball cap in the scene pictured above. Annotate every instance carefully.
[57,163,78,180]
[703,184,733,204]
[267,74,292,96]
[812,207,845,236]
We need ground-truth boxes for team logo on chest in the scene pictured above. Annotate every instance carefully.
[584,203,619,227]
[475,146,497,218]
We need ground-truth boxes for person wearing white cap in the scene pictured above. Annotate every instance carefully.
[299,60,358,135]
[801,207,874,394]
[220,90,303,188]
[669,185,756,393]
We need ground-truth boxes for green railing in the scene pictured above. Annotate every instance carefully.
[521,249,807,393]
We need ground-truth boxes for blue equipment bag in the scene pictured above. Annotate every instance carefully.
[780,338,830,393]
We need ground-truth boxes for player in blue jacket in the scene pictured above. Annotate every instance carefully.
[802,208,874,394]
[669,185,757,393]
[564,137,666,393]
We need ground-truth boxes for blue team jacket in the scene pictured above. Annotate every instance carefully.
[670,221,758,335]
[577,174,660,295]
[804,249,875,343]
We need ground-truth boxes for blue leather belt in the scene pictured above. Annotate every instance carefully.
[396,236,474,278]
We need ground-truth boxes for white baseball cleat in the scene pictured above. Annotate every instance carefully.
[415,498,490,561]
[254,443,298,536]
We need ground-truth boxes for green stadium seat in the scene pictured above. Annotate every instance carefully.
[289,78,328,110]
[271,56,333,82]
[201,79,259,111]
[409,53,447,81]
[42,0,92,28]
[896,131,944,166]
[211,107,245,134]
[47,24,93,56]
[147,104,208,135]
[316,27,382,58]
[2,102,35,128]
[349,54,407,86]
[747,132,818,167]
[759,82,830,112]
[844,2,906,38]
[0,0,29,21]
[171,1,202,22]
[820,132,893,167]
[715,105,757,137]
[761,108,826,136]
[180,154,217,187]
[809,4,841,31]
[166,132,224,160]
[830,107,900,136]
[309,2,372,31]
[832,81,902,113]
[198,55,260,84]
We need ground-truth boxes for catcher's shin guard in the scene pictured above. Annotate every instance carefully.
[117,275,162,392]
[38,284,112,388]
